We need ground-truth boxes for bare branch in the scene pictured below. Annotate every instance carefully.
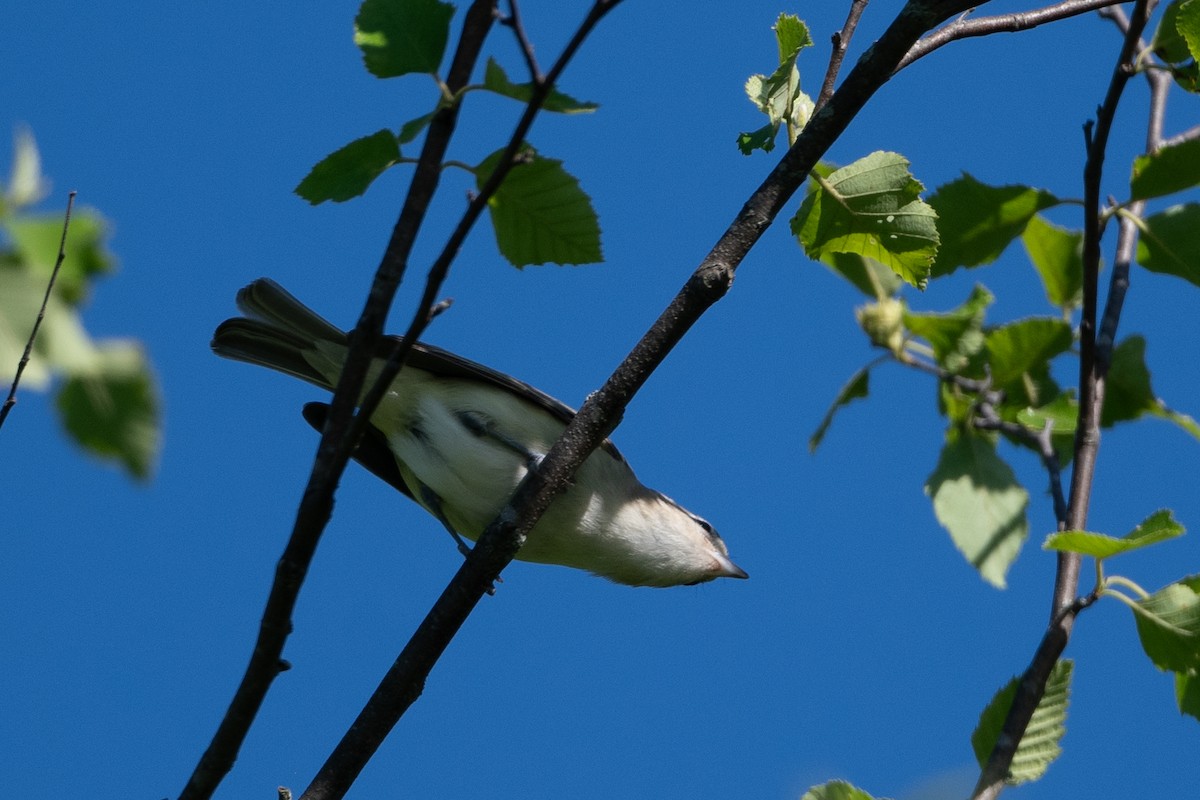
[900,0,1125,70]
[176,4,500,799]
[0,191,76,433]
[970,3,1156,797]
[500,0,543,82]
[815,0,870,113]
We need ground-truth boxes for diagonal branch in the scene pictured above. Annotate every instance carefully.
[899,0,1126,70]
[0,191,76,432]
[815,0,871,113]
[297,1,988,798]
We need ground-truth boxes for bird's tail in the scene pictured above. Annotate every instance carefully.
[210,278,348,391]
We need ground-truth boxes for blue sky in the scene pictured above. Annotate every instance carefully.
[3,2,1198,798]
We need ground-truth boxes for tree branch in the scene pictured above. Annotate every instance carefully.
[899,0,1126,70]
[970,3,1156,797]
[0,191,75,433]
[298,2,990,798]
[177,4,500,799]
[815,0,871,113]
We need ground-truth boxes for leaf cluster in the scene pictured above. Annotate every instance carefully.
[293,0,602,268]
[0,130,161,479]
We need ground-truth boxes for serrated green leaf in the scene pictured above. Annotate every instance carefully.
[354,0,454,78]
[984,317,1073,389]
[295,130,401,205]
[821,251,904,298]
[773,13,813,61]
[925,431,1029,588]
[56,341,161,480]
[1134,577,1200,673]
[1137,203,1200,285]
[1044,509,1184,558]
[1022,214,1083,309]
[1176,670,1200,720]
[809,366,870,453]
[5,210,114,305]
[1154,0,1194,62]
[903,284,992,372]
[972,660,1072,785]
[481,58,598,113]
[1179,0,1200,61]
[928,175,1060,277]
[1131,137,1200,200]
[476,147,601,267]
[792,152,938,288]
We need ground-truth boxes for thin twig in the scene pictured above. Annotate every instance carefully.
[176,4,500,799]
[0,191,76,432]
[899,0,1125,70]
[970,4,1156,798]
[1160,122,1200,148]
[501,0,543,82]
[814,0,870,113]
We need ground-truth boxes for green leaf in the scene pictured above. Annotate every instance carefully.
[800,781,881,800]
[1022,214,1083,309]
[972,660,1072,785]
[821,251,904,298]
[1150,403,1200,441]
[1176,670,1200,721]
[1103,335,1154,426]
[738,14,814,155]
[4,210,115,305]
[1155,0,1194,62]
[1044,509,1185,558]
[1131,136,1200,200]
[903,284,992,373]
[925,431,1029,588]
[1179,0,1200,61]
[984,317,1073,390]
[1017,392,1078,435]
[736,124,779,155]
[1137,203,1200,286]
[792,152,939,288]
[809,366,870,453]
[354,0,454,78]
[476,147,602,267]
[773,13,813,59]
[56,341,161,480]
[481,58,598,113]
[398,111,436,144]
[295,130,401,204]
[928,175,1060,277]
[1133,576,1200,674]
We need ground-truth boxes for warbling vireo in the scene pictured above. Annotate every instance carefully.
[211,279,746,587]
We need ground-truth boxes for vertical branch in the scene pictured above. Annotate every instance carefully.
[0,191,76,432]
[971,3,1156,798]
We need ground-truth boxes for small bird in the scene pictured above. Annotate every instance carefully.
[211,278,746,587]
